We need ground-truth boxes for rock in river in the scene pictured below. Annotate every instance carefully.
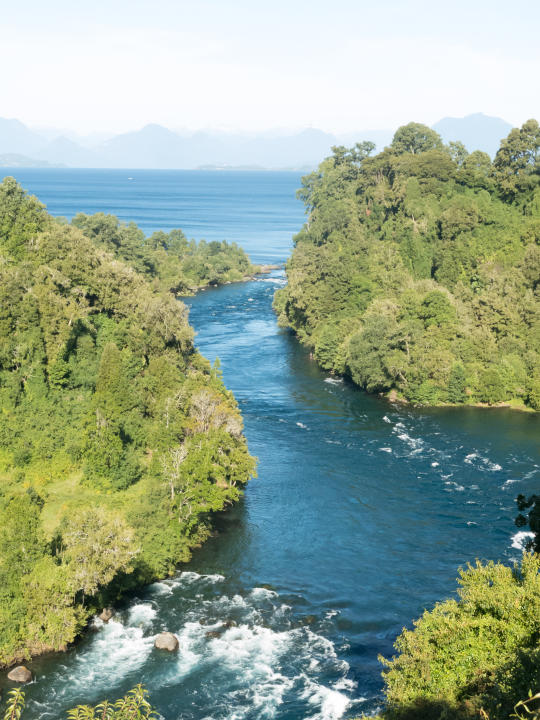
[154,632,179,651]
[205,630,223,639]
[8,666,32,683]
[99,607,115,622]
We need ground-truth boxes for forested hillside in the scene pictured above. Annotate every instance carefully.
[0,178,256,667]
[274,121,540,409]
[72,211,258,294]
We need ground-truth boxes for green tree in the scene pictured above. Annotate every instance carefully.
[391,123,443,155]
[447,363,467,403]
[380,554,540,720]
[60,508,137,597]
[492,119,540,200]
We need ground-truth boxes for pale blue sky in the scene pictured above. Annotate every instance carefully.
[1,0,538,134]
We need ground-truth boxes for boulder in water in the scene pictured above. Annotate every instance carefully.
[7,666,32,683]
[205,630,223,639]
[99,607,115,622]
[154,631,179,651]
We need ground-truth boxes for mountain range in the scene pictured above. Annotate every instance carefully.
[0,113,514,170]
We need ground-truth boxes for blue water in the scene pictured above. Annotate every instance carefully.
[3,169,540,720]
[1,168,302,264]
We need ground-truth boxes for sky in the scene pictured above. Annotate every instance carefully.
[1,0,539,135]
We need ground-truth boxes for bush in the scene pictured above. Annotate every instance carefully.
[380,554,540,720]
[2,684,157,720]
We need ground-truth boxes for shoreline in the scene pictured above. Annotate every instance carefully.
[302,358,538,416]
[181,263,282,296]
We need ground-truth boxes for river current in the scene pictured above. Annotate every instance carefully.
[3,169,540,719]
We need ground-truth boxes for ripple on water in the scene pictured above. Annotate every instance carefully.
[27,573,357,720]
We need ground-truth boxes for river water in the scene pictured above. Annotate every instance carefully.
[3,169,540,720]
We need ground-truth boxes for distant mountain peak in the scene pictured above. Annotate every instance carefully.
[432,113,513,156]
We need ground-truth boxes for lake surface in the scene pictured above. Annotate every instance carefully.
[3,169,540,720]
[2,168,301,264]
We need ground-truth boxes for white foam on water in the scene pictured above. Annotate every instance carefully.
[502,477,520,488]
[324,377,342,385]
[207,625,296,718]
[332,677,357,692]
[31,573,357,720]
[148,581,173,596]
[464,452,502,472]
[257,277,286,285]
[174,571,225,587]
[248,298,254,302]
[68,620,154,697]
[382,415,391,423]
[444,481,465,492]
[511,531,535,550]
[251,587,279,599]
[300,677,351,720]
[392,424,424,454]
[127,603,157,627]
[205,573,226,583]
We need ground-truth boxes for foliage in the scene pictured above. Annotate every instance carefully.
[515,495,540,552]
[0,179,256,667]
[275,121,540,409]
[71,212,257,294]
[3,689,24,720]
[374,554,540,720]
[2,685,157,720]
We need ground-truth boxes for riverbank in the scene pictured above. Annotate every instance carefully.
[186,263,282,294]
[298,359,539,414]
[382,388,536,413]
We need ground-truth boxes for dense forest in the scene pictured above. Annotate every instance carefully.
[274,120,540,409]
[71,211,259,294]
[0,178,256,668]
[366,554,540,720]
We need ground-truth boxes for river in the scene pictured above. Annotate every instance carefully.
[3,169,540,720]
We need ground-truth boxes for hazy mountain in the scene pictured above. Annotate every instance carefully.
[94,125,338,169]
[432,113,513,157]
[35,136,97,166]
[0,118,47,155]
[0,113,515,168]
[98,124,186,167]
[338,128,394,149]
